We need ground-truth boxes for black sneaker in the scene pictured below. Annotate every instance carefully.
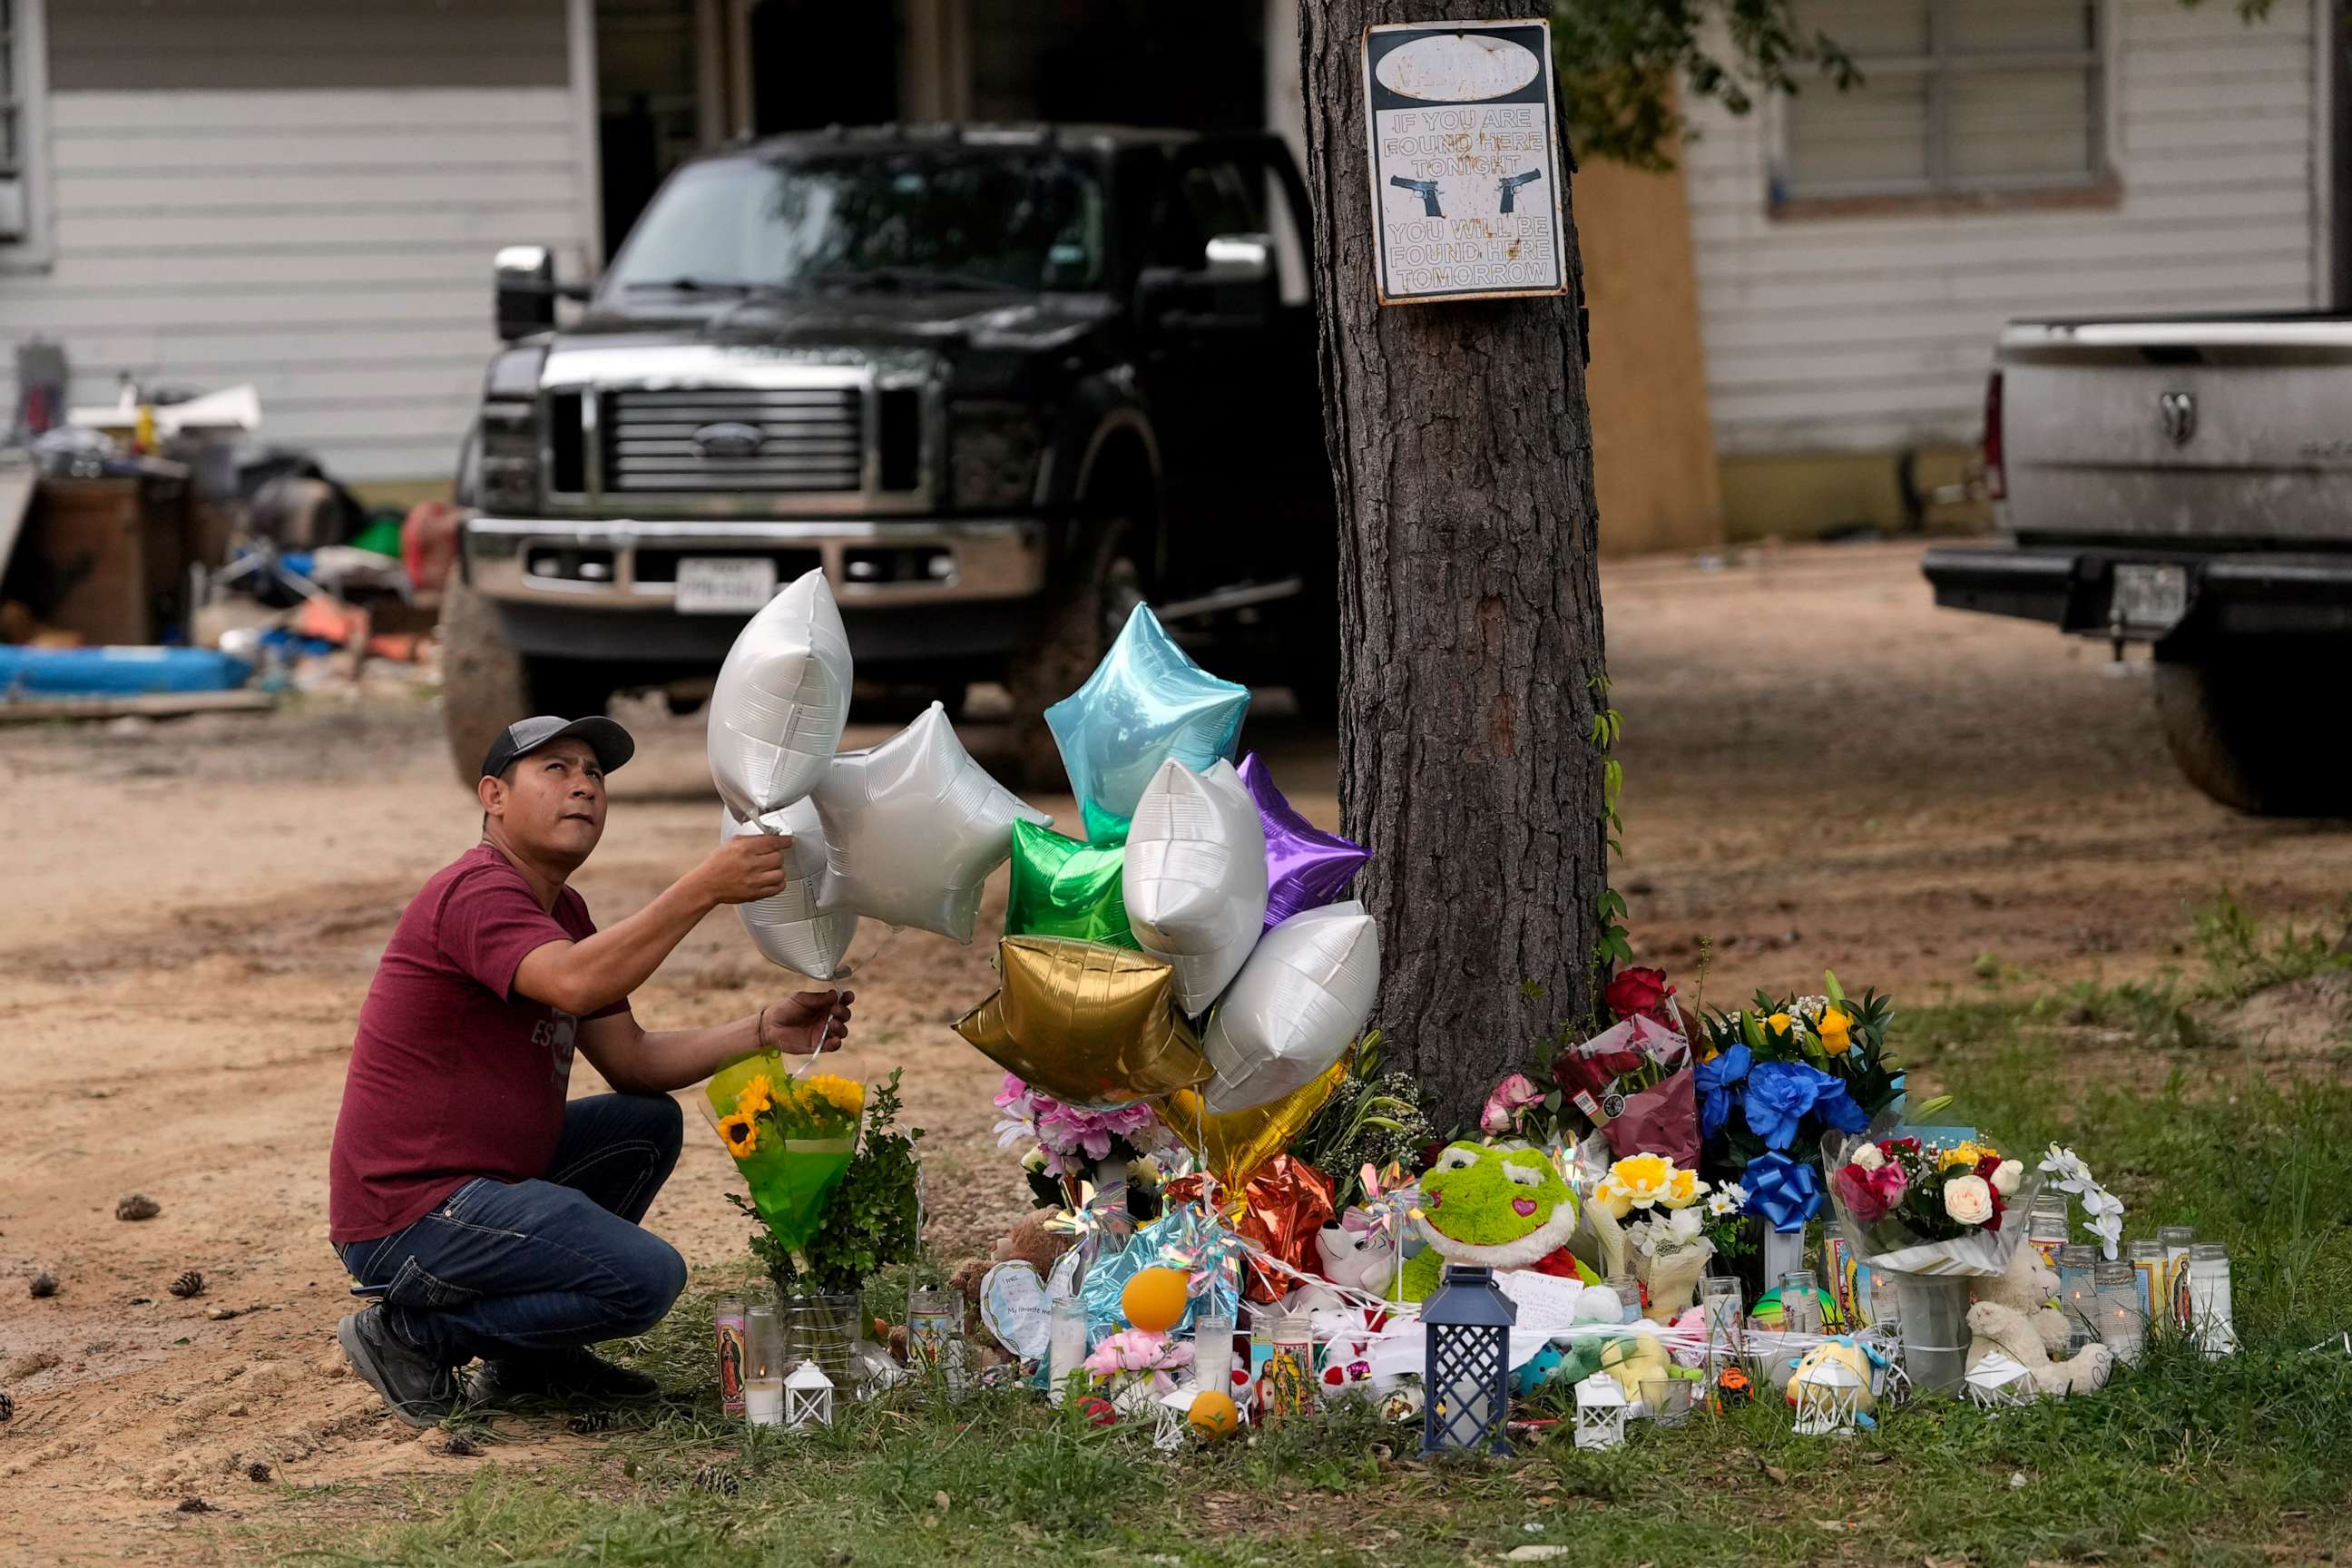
[337,1311,456,1428]
[466,1348,661,1408]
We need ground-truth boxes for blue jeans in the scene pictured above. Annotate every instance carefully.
[338,1093,688,1367]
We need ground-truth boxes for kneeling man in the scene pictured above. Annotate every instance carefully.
[328,715,853,1425]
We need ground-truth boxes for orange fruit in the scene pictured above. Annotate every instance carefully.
[1188,1388,1240,1441]
[1121,1267,1190,1334]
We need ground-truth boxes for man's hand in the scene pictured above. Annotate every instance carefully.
[693,834,791,906]
[759,989,855,1056]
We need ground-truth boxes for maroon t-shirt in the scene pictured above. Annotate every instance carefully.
[328,845,629,1242]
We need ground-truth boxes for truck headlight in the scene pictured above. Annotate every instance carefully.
[948,400,1044,511]
[477,397,541,514]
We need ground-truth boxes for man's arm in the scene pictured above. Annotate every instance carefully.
[578,990,855,1096]
[512,836,789,1016]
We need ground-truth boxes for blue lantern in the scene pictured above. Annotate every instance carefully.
[1420,1264,1517,1457]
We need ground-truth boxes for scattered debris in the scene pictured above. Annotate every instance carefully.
[690,1464,739,1496]
[174,1497,213,1514]
[0,1390,15,1422]
[28,1269,57,1298]
[117,1193,162,1221]
[245,1461,271,1483]
[205,1306,240,1322]
[170,1269,207,1299]
[566,1410,613,1436]
[130,1297,152,1306]
[438,1431,481,1458]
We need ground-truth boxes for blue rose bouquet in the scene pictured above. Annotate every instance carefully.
[1694,972,1906,1237]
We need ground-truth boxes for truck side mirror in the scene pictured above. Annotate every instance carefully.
[1137,231,1276,333]
[495,245,558,342]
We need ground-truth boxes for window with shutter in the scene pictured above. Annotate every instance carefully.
[1779,0,2103,200]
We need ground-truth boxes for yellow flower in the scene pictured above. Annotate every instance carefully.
[1766,1012,1794,1035]
[1938,1140,1994,1171]
[807,1074,865,1119]
[1661,1168,1706,1209]
[1611,1153,1672,1208]
[1817,1008,1853,1054]
[718,1112,759,1158]
[1591,1174,1635,1220]
[735,1073,775,1118]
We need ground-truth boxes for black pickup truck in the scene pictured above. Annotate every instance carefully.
[445,123,1336,784]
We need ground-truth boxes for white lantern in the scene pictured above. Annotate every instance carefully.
[784,1357,835,1430]
[1964,1351,2036,1412]
[1573,1373,1630,1451]
[1153,1387,1200,1452]
[1858,1320,1910,1407]
[1791,1358,1866,1436]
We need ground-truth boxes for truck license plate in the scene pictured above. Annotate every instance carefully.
[2112,564,2189,631]
[674,556,778,614]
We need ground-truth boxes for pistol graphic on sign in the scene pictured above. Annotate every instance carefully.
[1388,175,1445,219]
[1496,168,1541,213]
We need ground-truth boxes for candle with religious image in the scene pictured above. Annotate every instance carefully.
[713,1297,748,1418]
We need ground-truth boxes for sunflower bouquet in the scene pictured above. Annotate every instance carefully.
[704,1054,865,1252]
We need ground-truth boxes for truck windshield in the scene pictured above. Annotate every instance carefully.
[606,151,1107,297]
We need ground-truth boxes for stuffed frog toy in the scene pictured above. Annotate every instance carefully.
[1400,1142,1599,1301]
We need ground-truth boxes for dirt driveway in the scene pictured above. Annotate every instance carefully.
[2,540,2346,1563]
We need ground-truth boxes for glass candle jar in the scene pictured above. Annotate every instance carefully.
[1047,1297,1088,1406]
[2159,1226,2196,1327]
[744,1302,782,1383]
[907,1286,965,1396]
[1261,1313,1313,1422]
[713,1296,748,1418]
[1779,1269,1821,1336]
[2094,1259,2142,1364]
[2187,1242,2237,1357]
[1605,1273,1642,1325]
[2055,1244,2097,1349]
[1191,1310,1235,1392]
[2126,1240,2163,1325]
[2028,1194,2072,1269]
[1701,1276,1744,1347]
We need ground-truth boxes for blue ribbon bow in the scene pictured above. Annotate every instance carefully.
[1744,1152,1825,1234]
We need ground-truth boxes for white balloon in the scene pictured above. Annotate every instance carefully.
[1200,899,1380,1113]
[1122,758,1269,1014]
[720,799,858,982]
[708,568,853,819]
[812,701,1050,943]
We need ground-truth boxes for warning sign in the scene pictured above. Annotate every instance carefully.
[1360,18,1568,306]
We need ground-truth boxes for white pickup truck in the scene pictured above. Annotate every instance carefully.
[1922,314,2352,817]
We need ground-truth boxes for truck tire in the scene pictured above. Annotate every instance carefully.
[437,578,614,784]
[1004,514,1147,793]
[2153,642,2352,817]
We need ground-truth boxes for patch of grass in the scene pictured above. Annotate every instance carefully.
[2190,893,2351,1003]
[275,979,2352,1568]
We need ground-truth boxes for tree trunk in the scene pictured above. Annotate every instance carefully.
[1298,0,1610,1133]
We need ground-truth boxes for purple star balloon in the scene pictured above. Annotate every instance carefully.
[1235,752,1368,930]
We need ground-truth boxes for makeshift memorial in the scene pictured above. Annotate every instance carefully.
[1122,759,1269,1014]
[812,702,1050,942]
[1080,1201,1247,1338]
[1421,1265,1516,1457]
[1963,1298,2113,1397]
[957,938,1210,1107]
[1402,1142,1595,1301]
[1234,752,1368,928]
[1005,820,1139,949]
[722,799,858,980]
[1045,603,1250,843]
[708,567,853,822]
[784,1358,835,1430]
[1199,901,1380,1113]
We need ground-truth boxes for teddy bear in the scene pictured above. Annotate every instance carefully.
[1971,1245,2073,1358]
[950,1208,1075,1364]
[1965,1299,2114,1398]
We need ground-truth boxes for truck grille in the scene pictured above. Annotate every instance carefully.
[604,387,864,495]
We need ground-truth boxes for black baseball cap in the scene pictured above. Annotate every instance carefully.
[480,715,636,779]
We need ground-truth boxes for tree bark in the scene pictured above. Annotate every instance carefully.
[1298,0,1610,1133]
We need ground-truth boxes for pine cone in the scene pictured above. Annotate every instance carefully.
[0,1390,15,1422]
[169,1270,206,1299]
[566,1409,613,1435]
[28,1270,58,1299]
[116,1194,161,1222]
[690,1464,739,1496]
[438,1432,481,1457]
[245,1461,271,1483]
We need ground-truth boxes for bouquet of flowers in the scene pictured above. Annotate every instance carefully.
[1585,1152,1729,1319]
[994,1073,1169,1210]
[1492,967,1700,1163]
[1828,1135,2030,1264]
[1694,973,1906,1236]
[706,1054,864,1252]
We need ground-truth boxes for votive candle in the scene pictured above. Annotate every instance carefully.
[2094,1259,2142,1365]
[743,1376,784,1426]
[2158,1225,2196,1327]
[2187,1242,2237,1357]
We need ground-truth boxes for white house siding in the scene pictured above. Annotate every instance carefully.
[1684,0,2320,458]
[1,0,593,484]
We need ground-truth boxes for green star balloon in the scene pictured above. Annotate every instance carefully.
[1004,819,1139,949]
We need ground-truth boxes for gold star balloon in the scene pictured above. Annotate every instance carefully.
[954,936,1212,1108]
[1154,1048,1353,1199]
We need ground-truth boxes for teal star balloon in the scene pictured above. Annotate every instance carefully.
[1044,605,1250,842]
[1004,819,1139,949]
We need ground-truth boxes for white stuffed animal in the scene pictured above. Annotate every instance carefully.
[1316,1218,1400,1295]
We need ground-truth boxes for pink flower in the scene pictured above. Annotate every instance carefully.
[1479,1073,1545,1135]
[1083,1328,1193,1377]
[1832,1160,1908,1225]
